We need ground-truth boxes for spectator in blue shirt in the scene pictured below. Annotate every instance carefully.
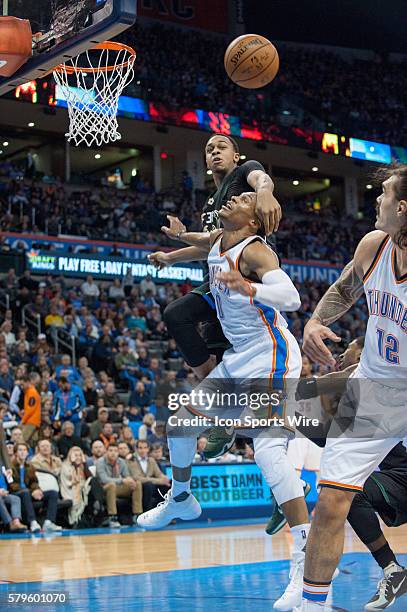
[125,307,147,332]
[0,359,14,397]
[52,377,86,437]
[129,381,152,415]
[55,354,82,385]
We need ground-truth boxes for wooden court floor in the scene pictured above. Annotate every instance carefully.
[2,521,407,583]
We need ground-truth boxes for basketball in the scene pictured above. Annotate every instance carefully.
[224,34,279,89]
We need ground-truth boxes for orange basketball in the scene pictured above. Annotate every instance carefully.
[224,34,279,89]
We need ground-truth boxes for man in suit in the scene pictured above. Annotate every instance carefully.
[128,440,170,511]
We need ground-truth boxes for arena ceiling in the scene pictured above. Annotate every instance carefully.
[244,0,407,54]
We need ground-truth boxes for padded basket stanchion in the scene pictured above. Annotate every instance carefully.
[53,41,136,147]
[0,16,32,77]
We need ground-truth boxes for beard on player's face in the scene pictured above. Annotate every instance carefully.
[375,176,406,237]
[375,199,403,236]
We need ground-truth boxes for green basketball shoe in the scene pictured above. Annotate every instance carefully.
[265,481,312,536]
[203,426,236,459]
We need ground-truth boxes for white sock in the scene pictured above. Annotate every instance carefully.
[384,561,404,577]
[168,437,197,498]
[301,599,326,610]
[171,478,191,497]
[291,523,310,555]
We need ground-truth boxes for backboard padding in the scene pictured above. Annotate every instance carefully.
[0,0,136,95]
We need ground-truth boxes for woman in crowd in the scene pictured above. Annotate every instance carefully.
[119,425,137,451]
[60,446,104,527]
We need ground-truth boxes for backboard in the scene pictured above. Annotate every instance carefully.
[0,0,136,95]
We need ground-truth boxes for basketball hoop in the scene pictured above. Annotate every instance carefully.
[53,41,136,147]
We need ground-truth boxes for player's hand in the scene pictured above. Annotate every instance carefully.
[255,190,282,235]
[303,319,341,366]
[161,215,186,240]
[148,251,171,270]
[216,255,254,297]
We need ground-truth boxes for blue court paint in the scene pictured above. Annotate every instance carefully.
[1,553,407,612]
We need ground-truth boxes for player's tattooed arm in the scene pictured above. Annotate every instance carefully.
[247,170,281,235]
[311,260,364,326]
[303,260,362,365]
[303,231,385,365]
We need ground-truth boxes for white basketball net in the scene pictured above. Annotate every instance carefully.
[53,43,136,147]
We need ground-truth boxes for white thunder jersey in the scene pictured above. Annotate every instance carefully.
[208,233,300,379]
[360,235,407,383]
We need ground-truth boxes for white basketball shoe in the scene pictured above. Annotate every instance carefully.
[137,491,202,530]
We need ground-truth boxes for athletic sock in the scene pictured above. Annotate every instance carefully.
[291,523,310,556]
[301,599,326,609]
[168,437,196,499]
[371,542,397,570]
[303,577,331,605]
[384,560,404,577]
[171,478,191,498]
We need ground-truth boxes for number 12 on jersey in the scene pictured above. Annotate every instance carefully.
[376,328,400,364]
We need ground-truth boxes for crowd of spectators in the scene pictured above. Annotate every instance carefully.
[0,253,367,533]
[122,22,407,146]
[0,164,371,266]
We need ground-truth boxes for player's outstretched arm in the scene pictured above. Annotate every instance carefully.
[296,364,358,401]
[161,215,213,248]
[148,246,209,269]
[247,169,281,234]
[303,230,387,365]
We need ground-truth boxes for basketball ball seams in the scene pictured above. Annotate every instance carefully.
[225,39,269,72]
[224,34,279,89]
[224,34,269,68]
[228,43,272,79]
[224,36,270,73]
[236,50,278,85]
[235,47,278,81]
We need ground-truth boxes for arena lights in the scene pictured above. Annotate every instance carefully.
[16,80,407,165]
[94,154,101,159]
[15,80,38,104]
[312,166,319,172]
[207,170,213,175]
[293,180,300,186]
[28,122,35,127]
[366,184,373,190]
[3,141,9,146]
[240,154,247,160]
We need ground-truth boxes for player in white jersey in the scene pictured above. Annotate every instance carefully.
[297,165,407,610]
[139,191,311,610]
